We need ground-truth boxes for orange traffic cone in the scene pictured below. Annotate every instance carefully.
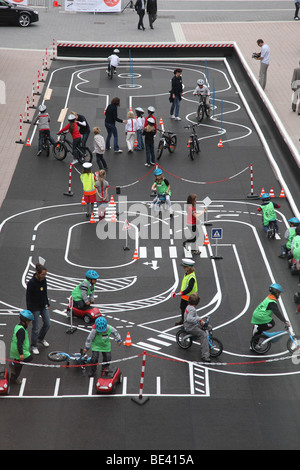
[110,212,116,222]
[134,139,138,148]
[203,234,210,245]
[104,107,107,114]
[81,195,86,205]
[26,138,31,147]
[279,188,285,198]
[269,187,275,198]
[159,117,164,126]
[90,213,96,224]
[109,195,115,205]
[132,248,139,260]
[124,331,132,346]
[260,187,265,197]
[218,139,223,148]
[187,138,191,148]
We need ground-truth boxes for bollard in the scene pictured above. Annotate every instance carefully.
[247,163,259,199]
[131,351,149,405]
[16,114,25,144]
[64,163,74,196]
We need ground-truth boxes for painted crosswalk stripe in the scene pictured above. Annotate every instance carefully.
[136,341,161,351]
[158,334,177,342]
[147,337,172,347]
[154,246,162,258]
[139,246,147,258]
[169,246,177,258]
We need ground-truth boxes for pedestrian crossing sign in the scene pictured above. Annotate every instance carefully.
[211,228,223,239]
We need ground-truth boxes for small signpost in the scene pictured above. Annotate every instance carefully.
[122,219,130,251]
[203,196,212,226]
[210,228,223,260]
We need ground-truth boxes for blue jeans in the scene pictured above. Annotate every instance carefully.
[136,129,144,150]
[38,130,56,151]
[170,96,180,117]
[31,307,50,347]
[105,123,119,151]
[145,143,155,164]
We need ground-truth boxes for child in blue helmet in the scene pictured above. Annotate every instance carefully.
[10,310,34,384]
[82,317,122,377]
[279,217,300,258]
[251,284,290,340]
[257,193,281,235]
[71,270,99,310]
[151,167,173,216]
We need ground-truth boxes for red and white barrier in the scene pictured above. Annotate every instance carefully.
[64,163,75,196]
[131,351,149,405]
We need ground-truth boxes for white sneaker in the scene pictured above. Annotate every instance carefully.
[31,347,40,355]
[175,116,181,121]
[38,339,49,347]
[170,114,175,119]
[71,159,78,164]
[114,149,123,153]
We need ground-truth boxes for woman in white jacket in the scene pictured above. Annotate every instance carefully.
[125,111,138,153]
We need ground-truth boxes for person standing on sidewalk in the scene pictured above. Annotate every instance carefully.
[170,68,183,121]
[254,39,270,90]
[147,0,157,29]
[135,0,146,30]
[26,262,50,355]
[294,0,300,20]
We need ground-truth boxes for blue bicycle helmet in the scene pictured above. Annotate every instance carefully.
[260,193,271,201]
[269,283,283,296]
[20,310,34,321]
[85,270,99,280]
[288,217,300,225]
[95,317,107,333]
[154,168,163,176]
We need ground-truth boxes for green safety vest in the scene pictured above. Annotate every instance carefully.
[261,202,276,226]
[72,280,94,302]
[292,235,300,260]
[251,296,277,325]
[286,227,296,250]
[10,324,31,360]
[80,173,96,195]
[180,272,198,300]
[92,326,113,352]
[155,179,171,195]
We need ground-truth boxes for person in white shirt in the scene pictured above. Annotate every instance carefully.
[135,107,145,150]
[193,79,211,114]
[254,39,270,90]
[125,110,138,152]
[107,49,120,75]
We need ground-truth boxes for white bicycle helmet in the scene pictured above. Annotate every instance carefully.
[197,79,205,86]
[113,49,120,54]
[68,114,76,121]
[147,106,155,113]
[39,104,47,112]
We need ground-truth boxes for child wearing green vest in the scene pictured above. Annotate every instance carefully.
[151,168,173,216]
[10,310,34,384]
[71,270,99,310]
[82,317,122,377]
[80,162,97,218]
[257,193,280,235]
[291,225,300,272]
[250,284,290,340]
[173,258,198,325]
[279,217,300,258]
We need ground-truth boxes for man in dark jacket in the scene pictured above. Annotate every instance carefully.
[146,0,157,29]
[170,68,183,121]
[26,263,50,355]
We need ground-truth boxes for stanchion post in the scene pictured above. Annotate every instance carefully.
[131,351,149,405]
[247,163,259,199]
[16,114,25,144]
[64,163,74,196]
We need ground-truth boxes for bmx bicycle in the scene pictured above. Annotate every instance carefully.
[176,316,223,358]
[250,325,300,355]
[264,220,277,239]
[48,349,93,375]
[107,64,117,80]
[156,129,177,161]
[196,95,212,123]
[54,132,92,165]
[184,123,201,160]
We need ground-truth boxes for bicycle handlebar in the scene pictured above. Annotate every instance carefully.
[184,123,200,130]
[157,129,176,135]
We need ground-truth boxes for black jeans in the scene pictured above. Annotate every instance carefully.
[90,350,112,376]
[96,153,108,170]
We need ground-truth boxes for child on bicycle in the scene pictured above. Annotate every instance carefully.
[107,49,120,75]
[80,162,97,218]
[193,79,211,113]
[58,114,82,164]
[34,104,57,156]
[257,193,281,235]
[151,167,173,216]
[82,316,122,377]
[183,293,211,362]
[71,270,99,310]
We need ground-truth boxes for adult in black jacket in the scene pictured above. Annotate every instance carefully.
[170,68,183,120]
[70,111,90,146]
[146,0,157,29]
[26,263,50,355]
[104,97,126,153]
[135,0,146,30]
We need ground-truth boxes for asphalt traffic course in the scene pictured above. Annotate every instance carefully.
[0,53,300,451]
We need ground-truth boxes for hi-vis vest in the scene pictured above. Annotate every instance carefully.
[80,173,96,196]
[154,179,171,195]
[91,325,113,352]
[251,295,277,325]
[10,324,31,360]
[180,272,198,301]
[72,280,94,302]
[286,227,296,250]
[292,235,300,260]
[261,202,276,226]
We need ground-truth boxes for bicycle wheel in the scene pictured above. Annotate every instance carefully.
[197,104,204,123]
[53,142,67,161]
[287,335,300,354]
[250,335,271,354]
[176,329,193,349]
[195,138,200,154]
[42,137,50,157]
[168,135,177,153]
[78,147,93,165]
[157,140,164,160]
[48,351,69,362]
[209,337,223,357]
[189,140,195,160]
